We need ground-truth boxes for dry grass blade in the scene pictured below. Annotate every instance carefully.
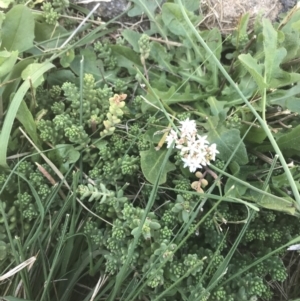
[89,274,109,301]
[0,256,36,281]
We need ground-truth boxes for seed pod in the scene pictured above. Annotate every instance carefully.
[195,171,203,179]
[200,179,209,188]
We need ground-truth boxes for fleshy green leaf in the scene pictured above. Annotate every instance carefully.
[149,221,161,230]
[131,227,139,238]
[140,146,176,185]
[182,210,189,223]
[1,5,35,52]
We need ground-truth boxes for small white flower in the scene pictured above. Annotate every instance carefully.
[206,143,219,161]
[179,118,197,138]
[165,118,219,173]
[166,129,178,148]
[182,154,202,172]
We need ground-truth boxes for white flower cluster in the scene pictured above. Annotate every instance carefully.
[166,118,219,173]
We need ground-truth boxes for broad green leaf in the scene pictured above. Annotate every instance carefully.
[2,58,35,106]
[272,166,299,189]
[279,10,300,62]
[0,61,54,168]
[276,125,300,155]
[262,19,300,88]
[21,63,45,88]
[247,188,296,215]
[111,45,177,87]
[140,146,176,185]
[0,11,4,29]
[256,125,300,155]
[207,96,228,117]
[0,50,18,78]
[1,5,34,52]
[150,42,175,73]
[238,53,267,94]
[203,27,222,73]
[243,125,267,144]
[181,0,199,11]
[70,48,106,81]
[55,144,80,163]
[268,84,300,114]
[48,144,80,173]
[122,29,141,52]
[221,74,257,106]
[262,19,278,84]
[34,20,68,49]
[128,0,163,17]
[128,0,167,41]
[60,49,75,68]
[46,69,76,86]
[208,127,248,165]
[141,86,199,113]
[16,100,40,147]
[111,44,143,75]
[225,165,257,197]
[162,3,201,48]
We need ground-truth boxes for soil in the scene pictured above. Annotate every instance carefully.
[76,0,299,33]
[200,0,297,33]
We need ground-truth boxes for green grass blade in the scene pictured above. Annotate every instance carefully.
[0,61,54,168]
